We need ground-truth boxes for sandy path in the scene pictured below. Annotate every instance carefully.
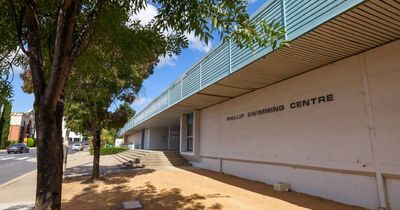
[61,166,365,210]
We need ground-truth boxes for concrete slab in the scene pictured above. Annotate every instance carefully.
[122,200,143,209]
[0,172,36,204]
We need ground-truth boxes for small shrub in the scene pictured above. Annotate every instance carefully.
[2,140,16,149]
[27,138,36,147]
[89,146,128,155]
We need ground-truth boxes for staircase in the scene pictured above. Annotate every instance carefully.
[113,150,191,167]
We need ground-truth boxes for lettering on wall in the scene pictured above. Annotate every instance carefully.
[226,94,334,121]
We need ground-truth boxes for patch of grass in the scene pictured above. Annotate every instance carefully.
[89,147,128,155]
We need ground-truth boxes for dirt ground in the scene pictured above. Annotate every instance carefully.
[61,166,366,210]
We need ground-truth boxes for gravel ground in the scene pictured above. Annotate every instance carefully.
[61,166,366,210]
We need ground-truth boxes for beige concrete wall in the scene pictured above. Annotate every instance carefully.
[127,131,141,148]
[149,127,168,150]
[196,40,400,209]
[364,41,400,175]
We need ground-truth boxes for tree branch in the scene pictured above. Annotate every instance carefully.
[45,0,105,112]
[21,0,46,99]
[44,0,77,111]
[8,0,28,55]
[70,0,105,62]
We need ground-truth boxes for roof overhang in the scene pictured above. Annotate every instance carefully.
[123,0,400,135]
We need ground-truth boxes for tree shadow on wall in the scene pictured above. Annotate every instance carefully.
[62,173,225,209]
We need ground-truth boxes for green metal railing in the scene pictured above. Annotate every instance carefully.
[120,0,364,135]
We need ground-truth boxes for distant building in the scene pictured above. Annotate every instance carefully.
[7,109,85,145]
[8,109,35,142]
[62,119,85,145]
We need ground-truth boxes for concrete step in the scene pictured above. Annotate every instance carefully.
[139,158,187,162]
[119,153,144,159]
[120,156,188,162]
[115,150,190,167]
[142,160,188,164]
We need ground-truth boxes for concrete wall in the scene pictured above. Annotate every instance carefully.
[148,127,168,150]
[127,131,141,148]
[144,129,150,149]
[195,40,400,209]
[126,126,180,151]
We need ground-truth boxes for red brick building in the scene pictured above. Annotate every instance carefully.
[8,110,35,142]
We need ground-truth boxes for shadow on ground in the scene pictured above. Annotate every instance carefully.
[63,165,137,178]
[63,168,156,185]
[179,167,365,210]
[62,169,224,210]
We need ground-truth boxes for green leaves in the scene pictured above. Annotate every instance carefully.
[0,100,12,149]
[3,0,289,137]
[152,0,289,50]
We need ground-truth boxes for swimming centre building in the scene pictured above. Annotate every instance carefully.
[120,0,400,209]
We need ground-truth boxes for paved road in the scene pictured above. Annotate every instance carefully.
[0,149,37,185]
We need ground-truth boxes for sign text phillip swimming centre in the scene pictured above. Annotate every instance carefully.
[226,94,334,121]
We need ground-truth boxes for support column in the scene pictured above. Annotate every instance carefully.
[193,110,200,160]
[360,54,388,209]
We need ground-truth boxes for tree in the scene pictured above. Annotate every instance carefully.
[64,56,139,179]
[2,0,286,208]
[63,20,161,178]
[101,128,117,146]
[0,100,12,149]
[0,4,17,106]
[65,89,136,179]
[65,101,134,179]
[0,50,15,108]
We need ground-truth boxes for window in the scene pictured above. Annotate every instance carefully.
[186,113,193,152]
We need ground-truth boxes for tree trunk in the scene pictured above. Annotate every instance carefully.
[35,99,64,209]
[92,129,101,179]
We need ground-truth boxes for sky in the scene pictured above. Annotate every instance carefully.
[10,0,266,113]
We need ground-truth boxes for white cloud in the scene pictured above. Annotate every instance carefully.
[247,0,258,3]
[129,3,158,25]
[157,54,178,68]
[130,4,213,62]
[185,32,212,53]
[132,96,151,107]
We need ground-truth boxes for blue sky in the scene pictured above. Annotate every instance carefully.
[10,0,266,113]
